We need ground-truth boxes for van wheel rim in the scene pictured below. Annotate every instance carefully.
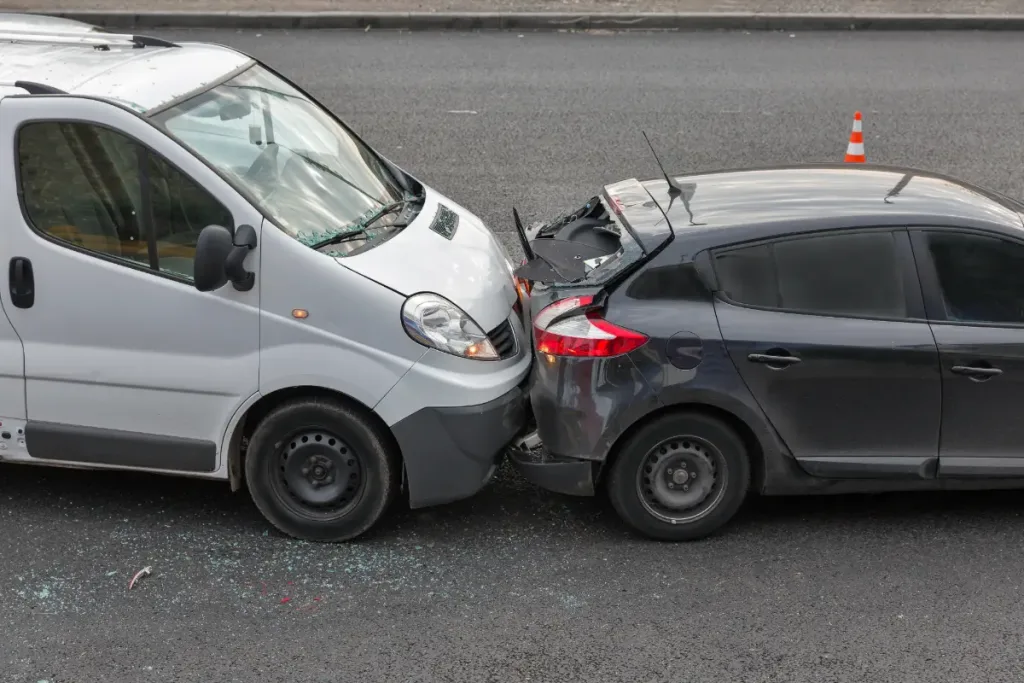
[278,430,363,514]
[636,435,727,524]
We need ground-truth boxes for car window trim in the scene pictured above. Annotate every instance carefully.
[709,226,927,323]
[908,226,1024,329]
[14,117,234,286]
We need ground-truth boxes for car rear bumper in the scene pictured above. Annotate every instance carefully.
[507,430,596,497]
[529,350,661,462]
[392,381,528,508]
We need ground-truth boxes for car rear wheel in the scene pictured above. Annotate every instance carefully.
[607,412,750,541]
[245,398,400,542]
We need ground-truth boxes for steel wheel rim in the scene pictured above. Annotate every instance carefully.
[635,434,728,524]
[272,428,365,520]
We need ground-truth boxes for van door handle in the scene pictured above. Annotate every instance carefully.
[747,352,801,367]
[8,257,34,309]
[951,364,1002,379]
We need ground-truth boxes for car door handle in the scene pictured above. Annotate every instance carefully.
[747,353,802,366]
[8,256,34,309]
[951,364,1002,379]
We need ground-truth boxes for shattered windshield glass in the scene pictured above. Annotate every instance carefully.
[150,64,410,250]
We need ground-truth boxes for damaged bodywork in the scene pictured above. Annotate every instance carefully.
[508,162,1024,541]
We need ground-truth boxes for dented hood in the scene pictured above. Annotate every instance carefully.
[335,186,518,332]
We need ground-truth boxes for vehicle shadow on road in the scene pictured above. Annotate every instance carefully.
[2,462,1023,543]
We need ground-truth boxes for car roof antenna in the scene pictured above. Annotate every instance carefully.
[642,130,682,198]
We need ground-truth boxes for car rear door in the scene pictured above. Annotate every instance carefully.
[711,228,942,478]
[909,227,1024,477]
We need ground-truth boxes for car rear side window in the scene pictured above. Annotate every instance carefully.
[924,230,1024,325]
[714,231,907,319]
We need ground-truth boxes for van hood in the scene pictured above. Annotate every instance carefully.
[334,187,518,332]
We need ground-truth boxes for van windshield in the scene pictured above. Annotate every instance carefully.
[150,64,411,250]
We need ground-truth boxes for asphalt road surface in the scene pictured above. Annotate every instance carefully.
[5,30,1024,683]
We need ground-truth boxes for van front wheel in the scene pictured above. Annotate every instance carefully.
[245,398,400,542]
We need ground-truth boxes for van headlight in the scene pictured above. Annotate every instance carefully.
[401,292,499,360]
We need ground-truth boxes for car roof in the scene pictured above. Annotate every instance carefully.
[0,13,252,113]
[650,164,1024,248]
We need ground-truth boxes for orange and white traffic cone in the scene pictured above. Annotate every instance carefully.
[844,111,865,163]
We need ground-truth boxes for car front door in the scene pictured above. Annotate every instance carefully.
[910,228,1024,477]
[0,95,263,475]
[711,228,942,478]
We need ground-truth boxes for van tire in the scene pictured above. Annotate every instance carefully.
[245,398,399,542]
[606,412,749,541]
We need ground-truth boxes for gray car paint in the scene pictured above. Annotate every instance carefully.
[517,163,1024,499]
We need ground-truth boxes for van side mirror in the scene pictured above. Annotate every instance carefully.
[194,224,257,293]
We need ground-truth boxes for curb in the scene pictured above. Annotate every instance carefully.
[20,10,1024,31]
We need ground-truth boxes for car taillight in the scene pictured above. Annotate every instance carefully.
[533,295,647,358]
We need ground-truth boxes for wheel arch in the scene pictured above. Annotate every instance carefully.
[226,385,405,493]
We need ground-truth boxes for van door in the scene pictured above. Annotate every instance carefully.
[0,95,262,474]
[0,300,26,454]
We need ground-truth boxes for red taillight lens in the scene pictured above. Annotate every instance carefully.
[533,295,647,358]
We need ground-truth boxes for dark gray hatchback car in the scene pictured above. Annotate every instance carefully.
[509,163,1024,541]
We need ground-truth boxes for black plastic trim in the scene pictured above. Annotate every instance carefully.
[14,81,66,96]
[797,455,937,479]
[893,228,928,320]
[394,383,527,508]
[131,34,179,49]
[938,457,1024,478]
[25,421,216,472]
[507,448,596,496]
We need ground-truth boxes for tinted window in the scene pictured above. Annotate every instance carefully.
[715,231,907,318]
[625,264,710,301]
[925,231,1024,324]
[714,243,777,308]
[18,122,233,282]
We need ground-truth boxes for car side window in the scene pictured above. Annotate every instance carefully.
[924,230,1024,325]
[18,121,233,282]
[714,231,907,319]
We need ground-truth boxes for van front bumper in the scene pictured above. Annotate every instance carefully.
[391,382,528,508]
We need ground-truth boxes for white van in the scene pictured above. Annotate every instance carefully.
[0,14,531,541]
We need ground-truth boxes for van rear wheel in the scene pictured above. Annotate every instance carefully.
[245,398,399,542]
[606,412,749,541]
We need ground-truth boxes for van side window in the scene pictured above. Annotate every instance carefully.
[17,121,233,282]
[713,231,908,319]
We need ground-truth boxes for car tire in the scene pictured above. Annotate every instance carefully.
[606,412,750,541]
[245,398,400,542]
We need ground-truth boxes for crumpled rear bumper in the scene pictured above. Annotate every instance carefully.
[507,429,596,497]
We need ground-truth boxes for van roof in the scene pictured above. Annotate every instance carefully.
[0,13,252,114]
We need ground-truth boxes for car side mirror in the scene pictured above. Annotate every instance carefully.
[194,224,258,293]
